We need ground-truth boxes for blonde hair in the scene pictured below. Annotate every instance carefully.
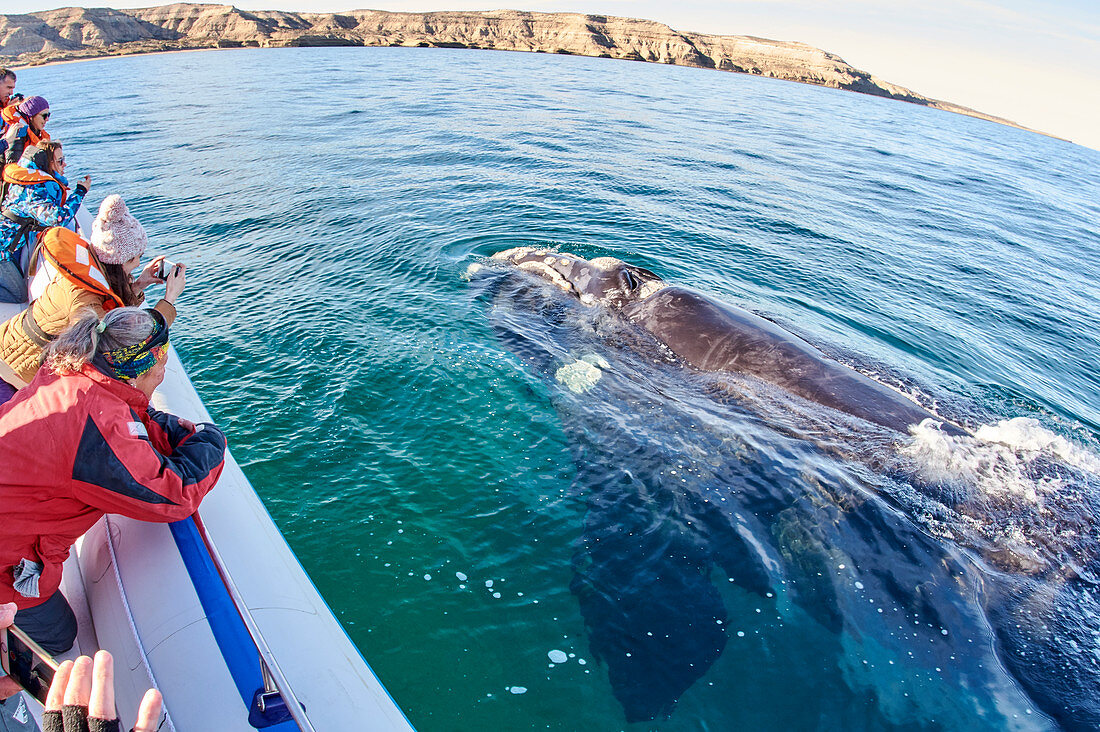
[45,307,156,374]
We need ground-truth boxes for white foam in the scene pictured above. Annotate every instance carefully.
[903,417,1099,502]
[547,650,568,664]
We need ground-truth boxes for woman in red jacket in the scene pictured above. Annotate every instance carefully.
[0,306,227,653]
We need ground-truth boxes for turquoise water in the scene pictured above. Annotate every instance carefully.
[22,47,1100,730]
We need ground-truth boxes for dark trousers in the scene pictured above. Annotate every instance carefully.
[0,259,25,304]
[13,590,77,655]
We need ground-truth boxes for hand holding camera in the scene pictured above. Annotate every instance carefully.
[155,259,182,281]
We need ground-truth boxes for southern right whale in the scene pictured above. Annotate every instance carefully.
[490,247,967,437]
[472,249,1100,729]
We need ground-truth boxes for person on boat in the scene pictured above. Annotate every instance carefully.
[0,70,15,108]
[0,306,227,655]
[0,70,18,158]
[0,194,184,401]
[2,97,51,166]
[0,603,163,731]
[0,140,90,303]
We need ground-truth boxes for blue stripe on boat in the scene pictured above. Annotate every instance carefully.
[170,517,298,730]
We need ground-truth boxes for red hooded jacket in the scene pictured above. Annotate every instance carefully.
[0,363,227,608]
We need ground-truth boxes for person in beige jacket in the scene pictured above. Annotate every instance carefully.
[0,194,185,400]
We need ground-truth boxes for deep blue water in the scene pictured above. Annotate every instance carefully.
[20,46,1100,730]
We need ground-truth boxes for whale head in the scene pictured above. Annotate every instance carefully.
[491,247,665,310]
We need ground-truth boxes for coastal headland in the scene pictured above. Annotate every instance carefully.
[1,3,1024,132]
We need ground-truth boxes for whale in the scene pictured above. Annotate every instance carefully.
[472,248,1097,728]
[489,247,966,437]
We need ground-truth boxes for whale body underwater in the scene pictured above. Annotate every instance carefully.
[476,248,1099,729]
[490,247,963,437]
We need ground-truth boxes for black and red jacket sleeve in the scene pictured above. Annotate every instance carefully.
[70,403,227,522]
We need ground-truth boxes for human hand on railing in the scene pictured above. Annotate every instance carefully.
[43,650,163,732]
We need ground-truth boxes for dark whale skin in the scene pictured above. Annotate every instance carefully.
[623,286,964,436]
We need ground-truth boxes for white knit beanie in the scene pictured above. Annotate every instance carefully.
[90,194,148,264]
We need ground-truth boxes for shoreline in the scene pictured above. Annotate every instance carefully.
[0,5,1064,144]
[11,45,232,71]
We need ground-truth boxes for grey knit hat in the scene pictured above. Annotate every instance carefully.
[90,195,148,264]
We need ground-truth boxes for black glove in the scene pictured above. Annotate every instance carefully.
[42,705,121,732]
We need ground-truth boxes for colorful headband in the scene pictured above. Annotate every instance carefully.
[93,308,169,382]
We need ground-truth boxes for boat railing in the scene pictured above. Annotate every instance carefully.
[188,512,317,732]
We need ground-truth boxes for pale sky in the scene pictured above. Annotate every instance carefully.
[3,0,1099,151]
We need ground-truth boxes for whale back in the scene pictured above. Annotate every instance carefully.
[622,287,949,434]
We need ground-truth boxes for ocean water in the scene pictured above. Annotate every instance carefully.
[20,47,1100,730]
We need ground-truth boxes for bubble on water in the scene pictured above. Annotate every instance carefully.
[855,581,865,590]
[548,650,568,664]
[423,574,431,581]
[493,592,501,598]
[508,686,527,695]
[485,580,494,588]
[456,572,468,581]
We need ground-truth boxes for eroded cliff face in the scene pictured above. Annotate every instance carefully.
[0,4,1016,128]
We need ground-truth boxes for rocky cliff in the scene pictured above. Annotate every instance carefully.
[0,3,1017,129]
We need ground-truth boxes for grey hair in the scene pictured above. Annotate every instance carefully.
[45,307,156,374]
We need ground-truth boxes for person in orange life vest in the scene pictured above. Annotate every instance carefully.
[0,70,20,162]
[0,306,227,655]
[0,195,185,402]
[1,96,51,166]
[0,141,91,303]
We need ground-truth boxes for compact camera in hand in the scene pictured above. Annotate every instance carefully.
[156,260,182,279]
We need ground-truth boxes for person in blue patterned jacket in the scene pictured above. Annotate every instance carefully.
[0,140,90,303]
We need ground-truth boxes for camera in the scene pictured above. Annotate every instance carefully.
[156,260,181,279]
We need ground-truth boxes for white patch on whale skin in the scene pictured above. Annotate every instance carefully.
[517,261,572,291]
[636,280,667,300]
[555,354,610,393]
[492,246,550,263]
[589,256,624,271]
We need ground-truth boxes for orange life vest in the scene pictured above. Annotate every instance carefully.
[0,106,50,149]
[1,163,67,206]
[38,228,125,311]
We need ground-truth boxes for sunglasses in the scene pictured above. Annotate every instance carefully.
[39,112,50,120]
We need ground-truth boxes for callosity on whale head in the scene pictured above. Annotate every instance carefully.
[492,247,665,310]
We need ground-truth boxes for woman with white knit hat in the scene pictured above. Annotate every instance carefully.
[0,194,186,401]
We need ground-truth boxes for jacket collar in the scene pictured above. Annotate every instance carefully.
[76,363,149,411]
